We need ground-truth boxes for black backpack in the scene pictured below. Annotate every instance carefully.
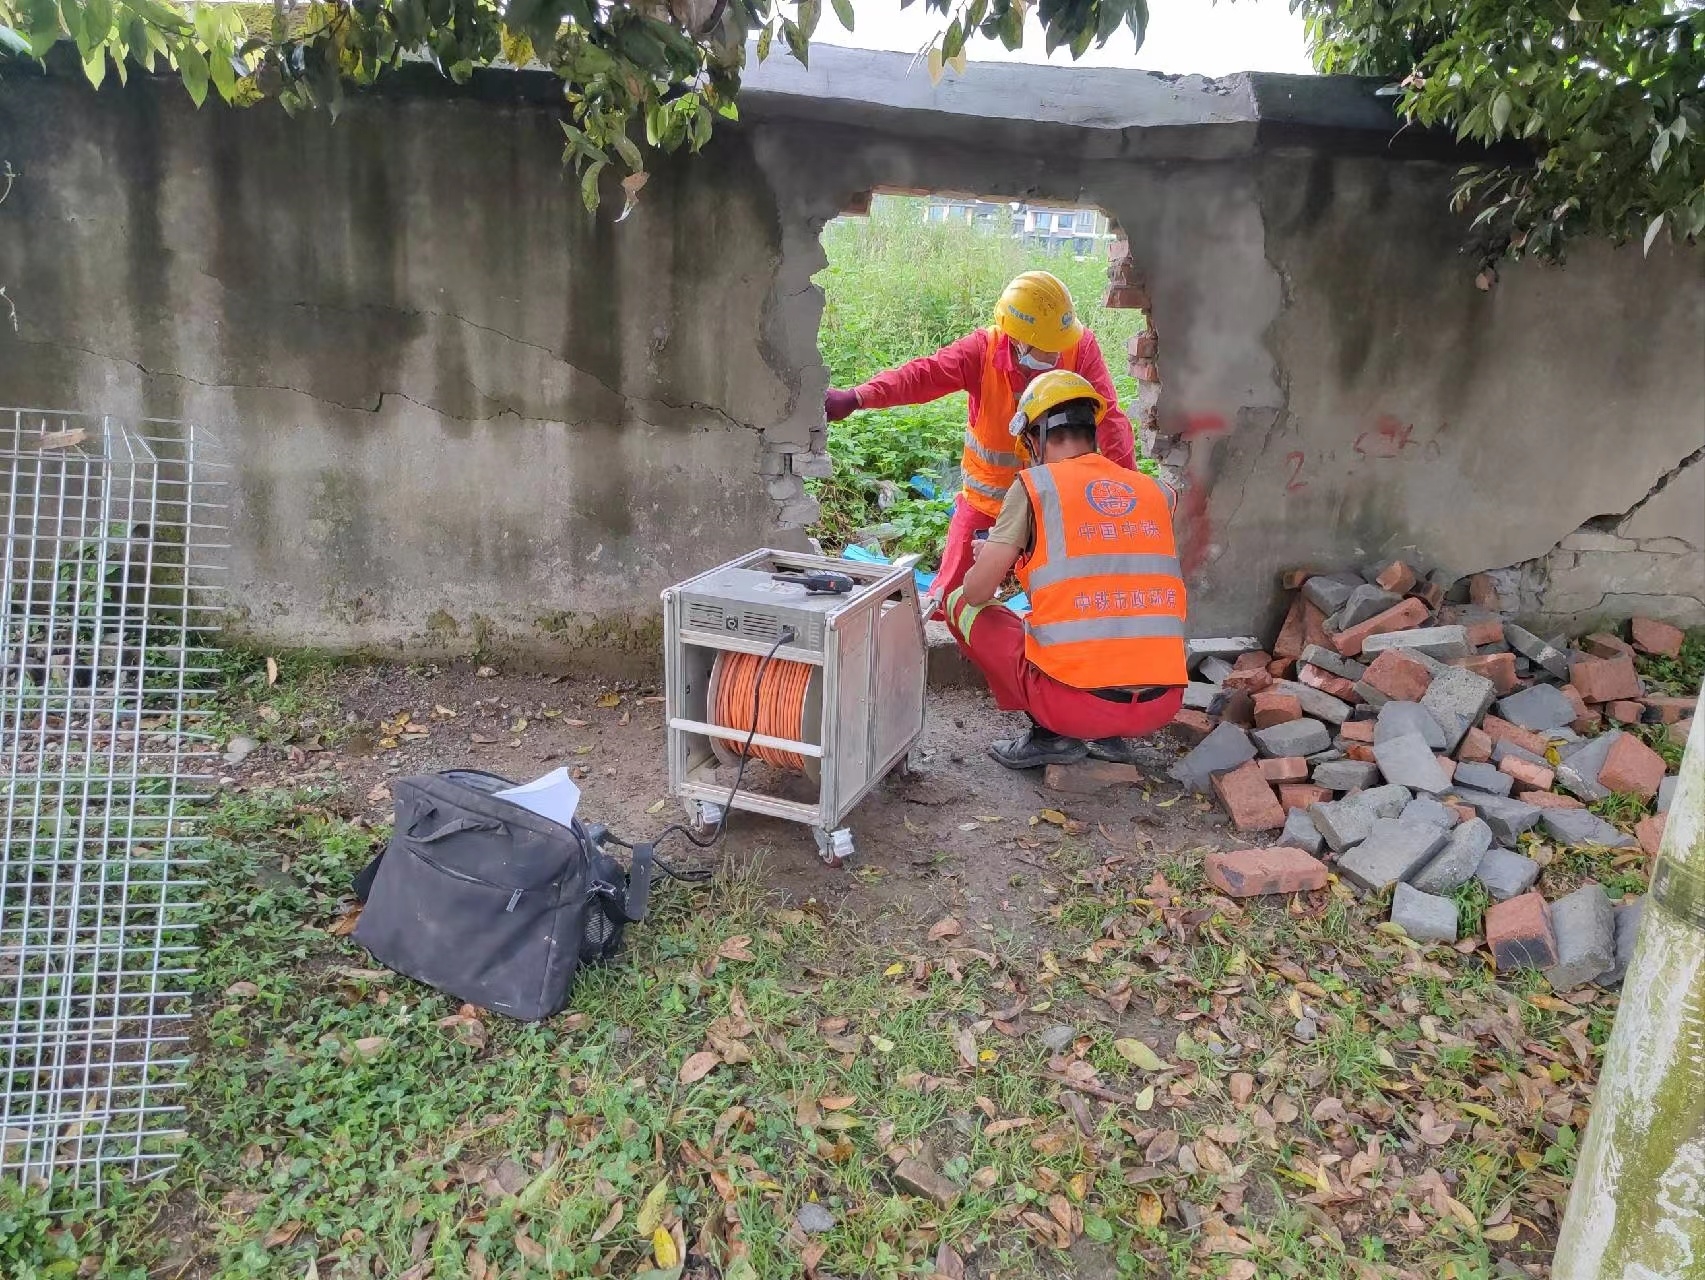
[351,769,654,1021]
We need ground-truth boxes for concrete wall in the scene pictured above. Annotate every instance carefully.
[1,51,1700,659]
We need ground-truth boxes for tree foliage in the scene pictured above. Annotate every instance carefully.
[1303,0,1705,262]
[0,0,1151,212]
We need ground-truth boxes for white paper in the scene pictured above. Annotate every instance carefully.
[493,767,582,828]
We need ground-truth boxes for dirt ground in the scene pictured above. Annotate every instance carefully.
[233,659,1233,938]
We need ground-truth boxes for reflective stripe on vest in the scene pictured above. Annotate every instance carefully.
[958,330,1080,517]
[1023,466,1183,588]
[1029,615,1188,645]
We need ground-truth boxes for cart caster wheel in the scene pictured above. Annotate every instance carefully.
[685,799,724,837]
[813,827,855,868]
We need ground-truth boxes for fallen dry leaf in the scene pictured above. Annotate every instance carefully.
[716,935,755,962]
[927,917,962,942]
[679,1051,721,1084]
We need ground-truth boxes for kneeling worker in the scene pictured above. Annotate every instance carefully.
[941,371,1187,769]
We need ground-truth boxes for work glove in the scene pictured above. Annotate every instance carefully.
[824,388,860,422]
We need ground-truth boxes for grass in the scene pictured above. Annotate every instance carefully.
[811,196,1152,563]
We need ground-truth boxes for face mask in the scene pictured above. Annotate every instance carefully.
[1014,345,1058,372]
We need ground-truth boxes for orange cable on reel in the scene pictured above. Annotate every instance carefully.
[710,650,814,773]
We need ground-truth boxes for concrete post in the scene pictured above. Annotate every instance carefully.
[1553,686,1705,1277]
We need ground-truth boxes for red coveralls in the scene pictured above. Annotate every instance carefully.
[852,329,1137,608]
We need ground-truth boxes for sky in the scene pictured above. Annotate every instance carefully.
[813,0,1317,77]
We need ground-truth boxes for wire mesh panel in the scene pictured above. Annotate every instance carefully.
[0,410,226,1196]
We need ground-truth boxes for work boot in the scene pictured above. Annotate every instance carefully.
[1086,736,1143,765]
[989,727,1087,770]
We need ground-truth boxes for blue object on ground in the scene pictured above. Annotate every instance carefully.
[840,544,934,593]
[908,474,937,499]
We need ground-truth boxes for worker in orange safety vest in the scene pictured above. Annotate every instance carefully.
[939,370,1187,769]
[824,271,1137,615]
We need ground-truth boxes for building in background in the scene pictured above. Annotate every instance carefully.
[915,196,1113,256]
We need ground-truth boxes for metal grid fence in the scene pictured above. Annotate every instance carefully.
[0,409,225,1196]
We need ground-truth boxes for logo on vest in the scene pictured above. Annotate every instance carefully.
[1084,478,1139,518]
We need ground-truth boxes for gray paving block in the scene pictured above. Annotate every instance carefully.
[1361,626,1472,661]
[1476,848,1541,901]
[1539,809,1638,849]
[1361,784,1414,817]
[1313,759,1380,791]
[1545,884,1616,990]
[1377,701,1447,750]
[1600,899,1644,987]
[1453,761,1514,797]
[1251,718,1332,759]
[1281,808,1326,856]
[1272,680,1352,725]
[1421,666,1498,753]
[1339,585,1403,629]
[1504,623,1572,681]
[1374,732,1452,793]
[1495,685,1578,732]
[1309,799,1375,854]
[1336,819,1449,894]
[1186,637,1263,672]
[1301,574,1364,616]
[1183,683,1224,712]
[1411,818,1493,894]
[1555,729,1624,803]
[1401,797,1457,829]
[1353,679,1390,710]
[1392,882,1459,944]
[1657,775,1677,814]
[1307,748,1345,768]
[1169,722,1256,794]
[1299,645,1367,681]
[1454,789,1544,845]
[1198,657,1236,685]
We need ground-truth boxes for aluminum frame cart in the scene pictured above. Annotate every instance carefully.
[662,549,927,865]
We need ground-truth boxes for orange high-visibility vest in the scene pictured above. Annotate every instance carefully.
[961,329,1082,518]
[1016,454,1188,689]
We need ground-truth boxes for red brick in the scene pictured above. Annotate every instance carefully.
[1332,597,1431,657]
[1105,283,1150,309]
[1225,667,1274,694]
[1447,802,1477,824]
[1205,847,1329,898]
[1635,813,1668,857]
[1436,756,1457,783]
[1302,601,1331,651]
[1485,893,1558,970]
[1168,709,1214,746]
[1571,655,1642,705]
[1267,658,1296,679]
[1464,618,1506,648]
[1482,715,1550,757]
[1498,756,1555,792]
[1673,717,1694,746]
[1233,650,1273,672]
[1339,743,1373,763]
[1044,759,1144,794]
[1607,700,1646,726]
[1278,783,1330,813]
[1521,790,1584,810]
[1631,616,1685,659]
[1259,756,1311,783]
[1582,632,1636,661]
[1339,719,1377,744]
[1468,574,1500,609]
[1253,691,1302,728]
[1408,580,1446,611]
[1643,695,1697,724]
[1297,664,1360,701]
[1128,328,1159,360]
[1361,648,1435,702]
[1374,561,1417,594]
[1598,734,1667,801]
[1211,761,1287,832]
[1559,683,1600,733]
[1455,727,1493,763]
[1450,652,1519,695]
[1272,597,1308,661]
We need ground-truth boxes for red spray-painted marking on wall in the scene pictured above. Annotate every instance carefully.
[1284,417,1444,495]
[1176,413,1226,578]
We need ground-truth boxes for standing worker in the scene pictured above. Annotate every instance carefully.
[823,271,1137,612]
[940,371,1185,769]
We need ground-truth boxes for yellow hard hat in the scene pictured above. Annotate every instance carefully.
[993,271,1085,352]
[1010,370,1107,437]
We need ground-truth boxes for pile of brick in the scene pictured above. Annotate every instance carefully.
[1167,563,1691,991]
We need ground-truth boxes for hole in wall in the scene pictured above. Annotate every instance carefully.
[803,188,1157,573]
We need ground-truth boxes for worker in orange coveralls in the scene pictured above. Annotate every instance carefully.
[823,271,1137,615]
[942,370,1186,770]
